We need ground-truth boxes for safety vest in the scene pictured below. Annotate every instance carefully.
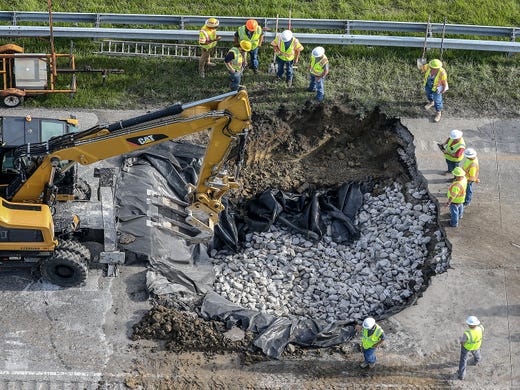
[423,66,447,92]
[227,47,244,72]
[273,36,303,61]
[463,157,479,182]
[463,325,484,351]
[444,138,466,162]
[310,55,329,76]
[199,25,217,49]
[362,324,383,349]
[447,177,467,204]
[237,25,262,50]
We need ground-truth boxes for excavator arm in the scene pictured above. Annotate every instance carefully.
[5,90,252,236]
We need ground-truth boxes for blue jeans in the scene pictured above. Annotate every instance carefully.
[363,347,376,364]
[458,346,481,379]
[425,86,443,111]
[309,74,325,101]
[229,70,242,91]
[249,47,259,70]
[276,57,294,82]
[464,181,474,205]
[446,159,460,173]
[450,203,464,227]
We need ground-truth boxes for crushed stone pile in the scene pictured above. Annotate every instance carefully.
[211,181,449,322]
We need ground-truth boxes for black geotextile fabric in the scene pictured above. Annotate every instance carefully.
[115,141,363,358]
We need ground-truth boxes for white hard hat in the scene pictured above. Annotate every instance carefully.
[450,129,463,139]
[464,148,477,158]
[466,316,480,326]
[281,30,293,42]
[312,46,325,57]
[362,317,376,329]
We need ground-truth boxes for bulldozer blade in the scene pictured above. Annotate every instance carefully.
[146,190,213,243]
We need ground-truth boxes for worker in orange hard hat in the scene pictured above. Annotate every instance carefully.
[234,19,264,74]
[198,17,222,78]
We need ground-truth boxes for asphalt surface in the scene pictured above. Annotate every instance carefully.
[0,106,518,388]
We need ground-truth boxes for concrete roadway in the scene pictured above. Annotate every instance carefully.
[0,107,518,387]
[392,117,520,388]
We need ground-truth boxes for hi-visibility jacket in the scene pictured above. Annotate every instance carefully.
[463,325,484,351]
[271,36,303,61]
[199,25,217,49]
[447,177,467,204]
[463,157,479,182]
[310,55,329,76]
[422,65,448,92]
[237,25,262,50]
[444,138,466,162]
[362,324,384,349]
[226,47,245,72]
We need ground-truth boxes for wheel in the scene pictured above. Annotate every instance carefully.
[40,249,88,287]
[58,240,91,262]
[3,95,23,107]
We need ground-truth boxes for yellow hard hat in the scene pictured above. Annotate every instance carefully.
[429,59,442,69]
[205,18,219,28]
[452,167,465,177]
[240,40,252,52]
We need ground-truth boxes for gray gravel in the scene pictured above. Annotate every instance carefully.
[211,182,449,322]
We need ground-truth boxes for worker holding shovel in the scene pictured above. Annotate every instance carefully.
[270,29,304,87]
[418,58,448,123]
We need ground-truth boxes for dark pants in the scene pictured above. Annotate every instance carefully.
[458,346,481,379]
[276,57,294,82]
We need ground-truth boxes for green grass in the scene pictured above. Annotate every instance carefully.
[0,3,518,117]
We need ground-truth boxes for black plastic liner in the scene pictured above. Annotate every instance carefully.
[115,141,364,358]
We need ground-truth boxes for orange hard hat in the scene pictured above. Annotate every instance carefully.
[246,19,258,32]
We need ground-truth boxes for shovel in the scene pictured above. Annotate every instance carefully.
[268,14,279,74]
[416,15,431,69]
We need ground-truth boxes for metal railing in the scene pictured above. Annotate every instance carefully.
[0,12,518,53]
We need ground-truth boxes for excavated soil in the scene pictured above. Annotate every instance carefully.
[129,101,438,387]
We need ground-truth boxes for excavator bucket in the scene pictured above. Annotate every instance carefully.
[146,190,214,244]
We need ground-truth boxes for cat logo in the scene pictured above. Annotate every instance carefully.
[126,134,168,146]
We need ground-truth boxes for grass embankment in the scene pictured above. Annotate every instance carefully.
[0,2,518,117]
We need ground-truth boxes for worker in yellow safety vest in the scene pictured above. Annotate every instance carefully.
[355,317,385,368]
[458,316,484,380]
[225,40,251,91]
[446,167,467,227]
[307,46,329,102]
[234,19,264,74]
[198,18,222,78]
[271,29,304,87]
[439,129,466,175]
[418,58,448,122]
[462,148,480,207]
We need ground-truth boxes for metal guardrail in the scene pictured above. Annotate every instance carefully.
[0,11,518,39]
[1,26,519,53]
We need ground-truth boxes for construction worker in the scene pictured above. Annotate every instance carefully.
[270,29,304,87]
[225,40,251,91]
[355,317,385,368]
[307,47,329,102]
[462,148,480,207]
[234,19,264,74]
[439,129,465,175]
[458,316,484,380]
[446,167,467,227]
[198,18,222,78]
[419,58,448,122]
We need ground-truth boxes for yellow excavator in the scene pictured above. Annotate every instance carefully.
[0,90,252,286]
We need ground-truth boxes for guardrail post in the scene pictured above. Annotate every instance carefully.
[95,14,100,28]
[509,28,517,57]
[12,11,17,26]
[345,20,350,35]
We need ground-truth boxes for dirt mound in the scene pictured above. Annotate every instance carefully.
[132,305,255,354]
[239,101,412,197]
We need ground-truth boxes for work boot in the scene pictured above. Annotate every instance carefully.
[360,362,369,368]
[424,101,435,110]
[434,111,442,122]
[287,79,293,87]
[253,68,259,74]
[199,72,205,79]
[368,363,376,368]
[207,62,217,67]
